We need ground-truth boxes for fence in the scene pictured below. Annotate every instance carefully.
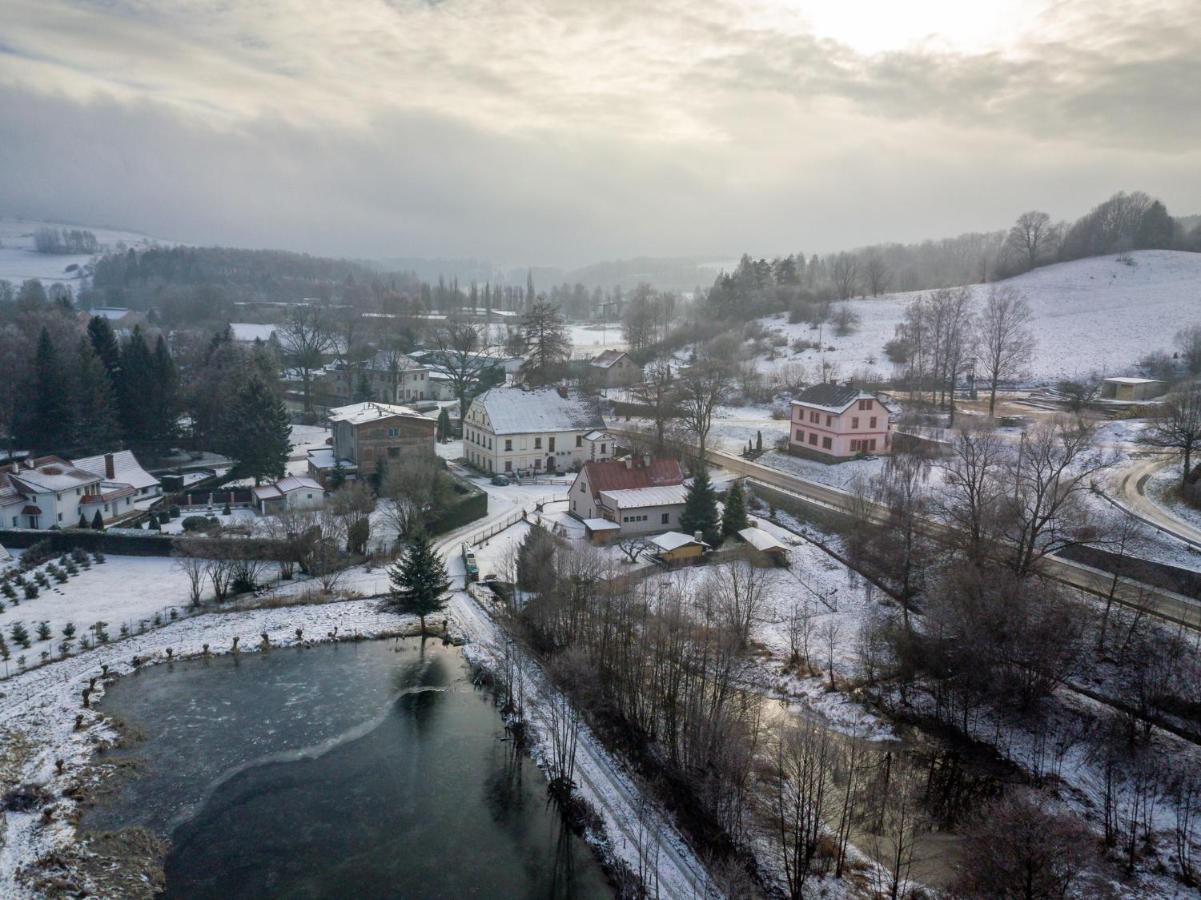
[470,510,525,546]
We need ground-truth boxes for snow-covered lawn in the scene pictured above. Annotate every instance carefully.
[752,250,1201,385]
[0,556,204,666]
[756,448,883,492]
[567,322,625,357]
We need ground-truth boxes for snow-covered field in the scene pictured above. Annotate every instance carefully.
[0,218,160,288]
[753,250,1201,385]
[568,322,625,358]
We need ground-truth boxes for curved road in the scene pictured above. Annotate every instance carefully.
[1107,452,1201,549]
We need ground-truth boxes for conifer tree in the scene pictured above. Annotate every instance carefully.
[680,467,721,547]
[150,334,179,446]
[353,371,373,403]
[224,375,290,484]
[436,407,451,442]
[722,479,749,538]
[386,530,450,634]
[117,326,155,442]
[87,315,121,376]
[91,510,104,529]
[18,328,74,453]
[519,301,571,387]
[75,337,122,453]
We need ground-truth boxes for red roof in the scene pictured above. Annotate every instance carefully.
[580,458,684,498]
[21,505,42,515]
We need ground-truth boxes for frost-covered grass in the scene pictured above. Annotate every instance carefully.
[0,218,160,287]
[752,250,1201,385]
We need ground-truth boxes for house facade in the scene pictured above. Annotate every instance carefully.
[308,401,437,485]
[252,475,326,514]
[0,456,144,528]
[589,350,643,388]
[463,387,610,475]
[320,353,431,407]
[788,384,892,460]
[569,457,687,536]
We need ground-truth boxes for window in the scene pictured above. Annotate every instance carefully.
[534,437,542,449]
[534,459,542,469]
[661,512,670,524]
[822,436,832,450]
[870,417,877,428]
[851,417,859,429]
[548,437,556,452]
[579,481,587,493]
[487,438,492,449]
[809,410,819,424]
[795,429,804,443]
[600,443,607,454]
[868,439,877,451]
[575,435,583,447]
[505,439,512,452]
[387,427,400,437]
[809,433,818,446]
[826,415,832,427]
[858,399,871,411]
[58,512,63,522]
[505,461,512,472]
[850,439,860,452]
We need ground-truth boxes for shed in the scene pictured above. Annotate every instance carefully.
[649,531,709,565]
[1100,377,1166,402]
[737,527,790,565]
[582,518,622,544]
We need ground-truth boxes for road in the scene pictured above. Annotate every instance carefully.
[698,444,1201,631]
[1106,452,1201,550]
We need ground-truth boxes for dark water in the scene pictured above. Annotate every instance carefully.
[89,639,612,899]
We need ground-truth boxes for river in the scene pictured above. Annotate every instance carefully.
[87,637,613,898]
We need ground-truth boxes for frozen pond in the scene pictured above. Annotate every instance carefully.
[88,638,612,898]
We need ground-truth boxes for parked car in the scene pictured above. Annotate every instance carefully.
[490,475,511,486]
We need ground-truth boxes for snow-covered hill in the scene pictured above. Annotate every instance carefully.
[0,218,161,288]
[757,250,1201,384]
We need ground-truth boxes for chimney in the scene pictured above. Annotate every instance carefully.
[104,453,115,480]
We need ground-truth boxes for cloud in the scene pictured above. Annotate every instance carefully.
[0,0,1198,264]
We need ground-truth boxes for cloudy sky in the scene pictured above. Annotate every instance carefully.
[1,0,1198,266]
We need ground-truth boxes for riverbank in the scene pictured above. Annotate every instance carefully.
[0,598,425,898]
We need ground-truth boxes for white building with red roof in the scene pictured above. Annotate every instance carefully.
[569,455,688,538]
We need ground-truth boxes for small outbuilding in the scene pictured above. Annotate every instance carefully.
[737,527,790,566]
[1100,377,1166,402]
[252,476,326,515]
[582,518,622,544]
[649,531,709,566]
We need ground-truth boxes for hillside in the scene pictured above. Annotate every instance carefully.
[0,218,159,287]
[756,250,1201,385]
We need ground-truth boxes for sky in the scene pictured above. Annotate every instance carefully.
[1,0,1199,267]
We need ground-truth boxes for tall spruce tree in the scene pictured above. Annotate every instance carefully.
[87,315,121,376]
[224,375,290,484]
[680,467,721,547]
[19,328,75,453]
[386,530,450,634]
[721,479,749,538]
[74,338,122,453]
[518,301,571,387]
[117,326,155,443]
[150,335,178,447]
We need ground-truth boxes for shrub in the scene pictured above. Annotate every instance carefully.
[36,621,51,641]
[181,516,209,533]
[9,622,31,649]
[24,583,38,600]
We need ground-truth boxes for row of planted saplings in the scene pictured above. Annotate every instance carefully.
[0,549,106,609]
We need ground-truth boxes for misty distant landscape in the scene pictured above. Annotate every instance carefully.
[3,2,1201,899]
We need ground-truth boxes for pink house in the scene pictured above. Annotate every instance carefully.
[788,384,892,460]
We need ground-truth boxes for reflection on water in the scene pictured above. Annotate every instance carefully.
[90,639,612,899]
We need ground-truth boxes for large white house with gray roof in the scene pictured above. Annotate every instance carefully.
[463,387,611,475]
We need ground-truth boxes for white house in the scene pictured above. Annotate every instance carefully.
[569,456,688,537]
[252,475,326,515]
[1,452,161,529]
[463,387,610,475]
[72,450,162,502]
[588,350,643,388]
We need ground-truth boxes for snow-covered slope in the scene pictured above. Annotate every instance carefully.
[0,218,161,288]
[758,250,1201,384]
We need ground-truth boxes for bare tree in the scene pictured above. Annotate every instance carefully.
[329,481,375,554]
[975,285,1035,416]
[1005,210,1058,270]
[764,720,832,899]
[380,458,454,540]
[677,345,732,461]
[278,305,336,414]
[518,300,572,387]
[1142,381,1201,487]
[427,317,499,421]
[829,252,859,300]
[861,249,890,296]
[934,425,1006,563]
[630,359,680,452]
[615,535,648,564]
[715,556,767,647]
[173,549,207,607]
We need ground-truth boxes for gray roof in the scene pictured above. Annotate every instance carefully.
[476,387,605,435]
[792,383,880,413]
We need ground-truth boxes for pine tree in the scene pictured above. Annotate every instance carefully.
[149,334,178,447]
[91,509,104,529]
[680,467,721,547]
[436,407,451,442]
[224,375,290,484]
[75,338,122,453]
[18,328,75,453]
[519,301,572,387]
[353,371,373,402]
[722,479,749,538]
[756,430,763,452]
[77,512,87,529]
[386,530,450,634]
[87,315,121,376]
[117,326,155,443]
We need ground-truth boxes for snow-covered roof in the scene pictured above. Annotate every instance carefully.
[579,458,684,496]
[474,388,604,435]
[9,458,101,493]
[738,527,787,553]
[1103,376,1162,385]
[90,307,133,320]
[253,475,324,500]
[230,322,278,342]
[590,350,629,369]
[328,401,426,425]
[583,430,607,442]
[650,531,708,552]
[306,447,353,471]
[582,518,621,531]
[791,384,883,414]
[600,484,689,509]
[72,450,160,491]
